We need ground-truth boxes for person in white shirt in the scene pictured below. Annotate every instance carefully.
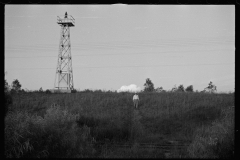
[133,92,139,109]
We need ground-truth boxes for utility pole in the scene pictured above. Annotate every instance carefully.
[54,12,75,93]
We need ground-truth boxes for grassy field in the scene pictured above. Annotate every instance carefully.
[4,91,234,158]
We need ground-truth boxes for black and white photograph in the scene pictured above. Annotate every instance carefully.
[5,4,234,158]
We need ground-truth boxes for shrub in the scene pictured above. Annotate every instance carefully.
[71,89,77,93]
[185,85,193,92]
[45,89,51,94]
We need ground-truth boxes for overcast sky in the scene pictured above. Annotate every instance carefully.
[5,5,235,92]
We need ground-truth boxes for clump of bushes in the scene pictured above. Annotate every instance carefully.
[186,106,234,158]
[71,89,77,93]
[5,106,96,158]
[45,89,51,94]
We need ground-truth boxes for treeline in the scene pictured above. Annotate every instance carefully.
[4,78,224,94]
[143,78,220,93]
[144,78,194,92]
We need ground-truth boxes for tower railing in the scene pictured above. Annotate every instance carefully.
[57,15,75,26]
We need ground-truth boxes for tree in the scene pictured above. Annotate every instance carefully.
[5,80,10,92]
[144,78,154,92]
[204,81,217,93]
[171,85,178,92]
[185,85,193,92]
[11,79,21,92]
[177,84,185,92]
[39,87,43,92]
[155,87,163,92]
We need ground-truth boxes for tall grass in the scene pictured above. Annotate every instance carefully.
[5,91,234,158]
[5,105,96,158]
[186,106,234,158]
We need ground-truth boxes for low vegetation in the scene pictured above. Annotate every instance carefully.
[4,77,234,158]
[4,90,234,158]
[187,106,234,158]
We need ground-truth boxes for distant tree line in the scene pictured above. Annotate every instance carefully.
[143,78,216,93]
[4,77,218,96]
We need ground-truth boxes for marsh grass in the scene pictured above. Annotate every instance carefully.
[5,91,234,158]
[186,106,234,158]
[4,106,96,158]
[100,143,165,158]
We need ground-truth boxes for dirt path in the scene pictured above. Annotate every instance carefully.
[98,108,191,158]
[130,109,145,143]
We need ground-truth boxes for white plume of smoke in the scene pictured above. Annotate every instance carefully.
[117,84,141,93]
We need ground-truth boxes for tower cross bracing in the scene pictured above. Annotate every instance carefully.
[54,12,75,92]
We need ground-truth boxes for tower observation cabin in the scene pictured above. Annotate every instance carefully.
[57,12,75,27]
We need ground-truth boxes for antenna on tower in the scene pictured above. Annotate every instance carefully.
[53,12,75,93]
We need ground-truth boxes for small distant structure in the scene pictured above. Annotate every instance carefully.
[53,12,75,93]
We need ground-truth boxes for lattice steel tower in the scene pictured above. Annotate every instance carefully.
[54,12,75,91]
